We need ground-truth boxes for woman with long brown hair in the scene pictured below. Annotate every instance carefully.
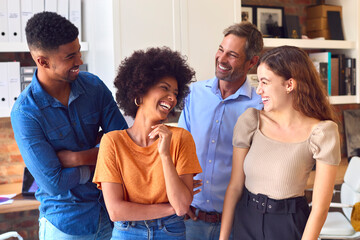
[220,46,340,240]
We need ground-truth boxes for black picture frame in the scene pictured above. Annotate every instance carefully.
[255,6,285,38]
[241,5,254,24]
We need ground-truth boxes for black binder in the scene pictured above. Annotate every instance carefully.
[327,11,344,40]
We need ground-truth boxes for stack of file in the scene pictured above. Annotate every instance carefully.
[20,66,36,91]
[0,61,20,109]
[0,0,82,43]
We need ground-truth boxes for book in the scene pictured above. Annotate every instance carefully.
[333,54,346,95]
[345,58,352,95]
[285,15,301,38]
[351,58,356,95]
[345,58,356,95]
[309,52,331,95]
[331,57,339,96]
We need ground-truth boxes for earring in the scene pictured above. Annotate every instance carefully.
[134,98,140,107]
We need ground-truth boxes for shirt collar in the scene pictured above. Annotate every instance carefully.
[206,76,253,101]
[31,69,85,109]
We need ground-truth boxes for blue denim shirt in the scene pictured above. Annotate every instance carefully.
[178,77,263,213]
[11,71,128,235]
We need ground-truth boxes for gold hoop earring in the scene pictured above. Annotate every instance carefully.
[134,98,140,107]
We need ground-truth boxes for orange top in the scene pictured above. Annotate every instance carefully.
[93,126,202,204]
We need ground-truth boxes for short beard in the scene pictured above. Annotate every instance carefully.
[215,71,243,83]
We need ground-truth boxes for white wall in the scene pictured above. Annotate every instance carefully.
[82,0,241,91]
[82,0,118,92]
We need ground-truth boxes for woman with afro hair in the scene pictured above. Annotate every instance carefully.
[93,47,202,240]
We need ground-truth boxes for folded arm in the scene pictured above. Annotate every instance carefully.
[101,182,176,222]
[150,124,194,216]
[57,148,99,168]
[11,111,89,195]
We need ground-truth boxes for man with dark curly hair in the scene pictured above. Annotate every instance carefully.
[178,22,264,240]
[11,12,128,239]
[93,47,202,239]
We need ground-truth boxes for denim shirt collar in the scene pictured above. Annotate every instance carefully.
[31,69,85,109]
[206,76,253,101]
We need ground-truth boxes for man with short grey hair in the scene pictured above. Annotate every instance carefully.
[178,22,264,240]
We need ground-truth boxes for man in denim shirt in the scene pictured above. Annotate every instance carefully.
[178,22,263,240]
[11,12,128,239]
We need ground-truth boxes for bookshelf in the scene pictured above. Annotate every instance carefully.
[0,42,89,52]
[245,0,360,105]
[263,39,356,50]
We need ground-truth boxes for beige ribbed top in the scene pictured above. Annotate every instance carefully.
[232,108,341,199]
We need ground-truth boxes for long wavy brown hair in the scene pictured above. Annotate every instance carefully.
[258,46,337,122]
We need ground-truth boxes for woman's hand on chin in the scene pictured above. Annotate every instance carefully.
[149,124,172,157]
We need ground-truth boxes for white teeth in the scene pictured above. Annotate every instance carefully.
[160,102,171,110]
[262,97,269,102]
[219,64,230,70]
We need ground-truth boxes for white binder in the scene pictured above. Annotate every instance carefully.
[57,0,68,19]
[0,0,8,42]
[21,0,33,42]
[45,0,57,12]
[0,62,9,108]
[32,0,45,14]
[69,0,81,41]
[7,62,21,108]
[7,0,21,42]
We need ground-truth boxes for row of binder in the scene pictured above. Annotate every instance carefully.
[0,62,21,109]
[0,0,82,43]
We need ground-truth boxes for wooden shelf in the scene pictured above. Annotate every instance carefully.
[0,183,39,214]
[263,38,356,50]
[329,95,358,105]
[0,42,89,52]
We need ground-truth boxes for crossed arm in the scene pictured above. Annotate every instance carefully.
[56,131,104,168]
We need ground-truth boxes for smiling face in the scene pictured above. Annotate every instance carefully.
[215,34,251,84]
[141,76,178,122]
[44,38,83,83]
[256,63,293,112]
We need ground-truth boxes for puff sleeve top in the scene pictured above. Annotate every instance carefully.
[232,108,341,199]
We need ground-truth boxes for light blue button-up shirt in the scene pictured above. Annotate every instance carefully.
[178,77,263,213]
[11,71,128,235]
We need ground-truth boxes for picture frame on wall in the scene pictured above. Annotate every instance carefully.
[256,6,284,37]
[344,109,360,158]
[241,6,253,24]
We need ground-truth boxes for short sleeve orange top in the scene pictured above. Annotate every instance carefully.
[93,126,202,204]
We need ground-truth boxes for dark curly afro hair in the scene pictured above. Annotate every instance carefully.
[26,11,78,51]
[115,47,196,118]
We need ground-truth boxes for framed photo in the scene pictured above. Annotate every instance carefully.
[344,109,360,158]
[256,6,284,37]
[241,6,253,24]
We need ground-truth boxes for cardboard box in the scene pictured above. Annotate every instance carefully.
[307,29,331,39]
[306,17,328,32]
[307,4,342,18]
